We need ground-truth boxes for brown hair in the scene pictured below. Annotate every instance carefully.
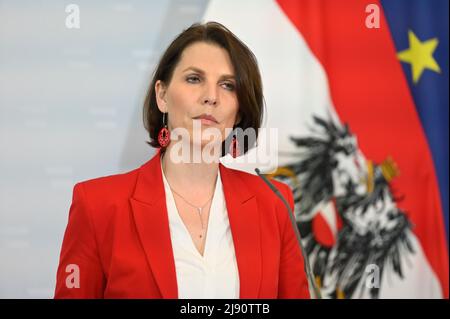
[143,21,264,155]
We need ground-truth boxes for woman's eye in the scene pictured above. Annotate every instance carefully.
[186,75,200,83]
[186,76,235,91]
[221,82,235,91]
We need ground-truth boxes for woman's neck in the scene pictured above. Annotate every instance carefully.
[161,144,219,197]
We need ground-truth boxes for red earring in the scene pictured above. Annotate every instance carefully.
[158,112,170,148]
[229,134,240,158]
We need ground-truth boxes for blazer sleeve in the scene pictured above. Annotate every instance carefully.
[54,183,106,298]
[277,183,311,299]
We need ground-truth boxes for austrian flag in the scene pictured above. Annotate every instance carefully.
[205,0,449,298]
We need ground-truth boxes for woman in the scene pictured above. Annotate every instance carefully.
[54,21,310,299]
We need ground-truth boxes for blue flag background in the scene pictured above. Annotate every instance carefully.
[381,0,449,239]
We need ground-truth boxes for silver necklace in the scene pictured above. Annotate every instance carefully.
[169,186,213,236]
[162,157,215,238]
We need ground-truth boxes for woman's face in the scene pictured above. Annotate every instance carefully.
[155,41,240,151]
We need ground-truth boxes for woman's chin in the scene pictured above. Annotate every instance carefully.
[193,140,223,154]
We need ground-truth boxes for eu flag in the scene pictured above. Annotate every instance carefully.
[381,0,449,239]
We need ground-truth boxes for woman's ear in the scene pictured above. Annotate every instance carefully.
[155,80,168,113]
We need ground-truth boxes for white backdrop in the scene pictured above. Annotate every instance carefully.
[0,0,212,298]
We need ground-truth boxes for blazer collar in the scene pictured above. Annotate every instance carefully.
[130,148,262,298]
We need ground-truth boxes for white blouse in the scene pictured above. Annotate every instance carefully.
[161,162,240,299]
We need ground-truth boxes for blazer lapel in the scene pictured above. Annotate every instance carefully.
[130,149,178,298]
[219,163,262,298]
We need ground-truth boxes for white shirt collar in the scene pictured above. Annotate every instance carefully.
[159,158,239,299]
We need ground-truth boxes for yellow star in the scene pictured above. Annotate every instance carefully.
[397,30,441,84]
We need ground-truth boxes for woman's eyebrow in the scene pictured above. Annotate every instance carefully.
[182,66,235,80]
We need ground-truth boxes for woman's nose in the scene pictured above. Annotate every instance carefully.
[203,97,217,105]
[202,83,218,106]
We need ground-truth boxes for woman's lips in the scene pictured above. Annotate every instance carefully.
[193,114,218,125]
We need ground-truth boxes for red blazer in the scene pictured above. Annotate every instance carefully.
[54,149,310,299]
